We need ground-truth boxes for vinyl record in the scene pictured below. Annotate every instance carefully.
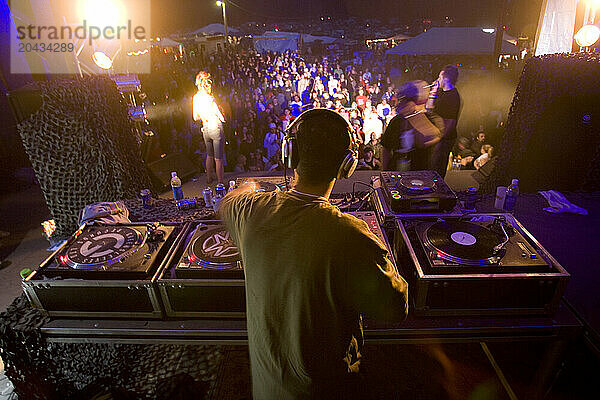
[66,226,145,269]
[190,226,241,269]
[425,221,502,264]
[399,176,435,192]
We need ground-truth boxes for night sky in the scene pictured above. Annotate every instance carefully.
[151,0,543,38]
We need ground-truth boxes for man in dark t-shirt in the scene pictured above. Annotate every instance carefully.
[427,65,462,177]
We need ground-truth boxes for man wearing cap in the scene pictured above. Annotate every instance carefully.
[263,122,282,159]
[220,109,408,399]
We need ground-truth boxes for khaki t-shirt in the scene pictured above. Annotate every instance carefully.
[220,189,408,399]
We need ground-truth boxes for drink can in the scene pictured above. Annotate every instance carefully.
[465,186,478,209]
[140,189,152,208]
[202,187,213,207]
[212,196,222,213]
[176,198,197,210]
[215,183,227,198]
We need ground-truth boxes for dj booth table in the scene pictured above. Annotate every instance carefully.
[1,171,592,399]
[40,301,581,396]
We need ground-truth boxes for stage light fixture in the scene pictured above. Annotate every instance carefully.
[80,0,125,28]
[482,28,495,34]
[216,1,222,6]
[574,24,600,47]
[92,51,113,69]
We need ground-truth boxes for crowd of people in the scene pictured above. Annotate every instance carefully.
[140,44,501,179]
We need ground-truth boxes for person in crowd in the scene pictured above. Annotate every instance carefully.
[290,95,304,117]
[234,154,248,173]
[363,106,383,146]
[280,108,295,131]
[263,123,282,159]
[471,129,487,155]
[474,144,493,170]
[355,88,368,110]
[427,65,462,178]
[219,108,408,399]
[193,71,226,184]
[272,97,283,116]
[454,136,476,169]
[362,68,373,83]
[358,145,382,170]
[255,94,268,118]
[247,151,264,172]
[239,126,256,157]
[351,119,365,145]
[376,98,391,127]
[382,80,444,171]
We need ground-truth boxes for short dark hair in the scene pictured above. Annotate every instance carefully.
[294,109,351,185]
[442,65,459,85]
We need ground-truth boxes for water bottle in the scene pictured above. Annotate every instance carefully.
[170,171,184,201]
[504,178,519,212]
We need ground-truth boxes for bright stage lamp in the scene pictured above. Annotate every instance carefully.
[80,0,125,28]
[482,28,495,34]
[575,24,600,47]
[216,1,223,6]
[92,51,113,69]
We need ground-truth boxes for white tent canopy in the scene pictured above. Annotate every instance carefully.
[190,23,240,36]
[385,27,520,56]
[263,31,339,44]
[153,37,180,48]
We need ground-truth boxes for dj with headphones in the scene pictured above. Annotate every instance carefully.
[219,108,408,400]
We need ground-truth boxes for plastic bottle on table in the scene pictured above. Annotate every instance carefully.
[504,178,519,212]
[170,172,184,201]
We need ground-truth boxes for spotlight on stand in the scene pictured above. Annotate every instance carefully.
[92,51,113,70]
[575,24,600,48]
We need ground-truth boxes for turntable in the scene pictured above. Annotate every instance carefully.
[40,223,176,279]
[157,222,246,318]
[23,222,182,318]
[379,171,457,213]
[174,224,243,279]
[394,214,569,316]
[417,219,549,271]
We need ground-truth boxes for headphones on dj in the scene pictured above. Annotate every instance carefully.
[281,108,358,179]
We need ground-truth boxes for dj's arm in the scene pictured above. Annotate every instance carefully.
[344,224,409,322]
[218,182,258,241]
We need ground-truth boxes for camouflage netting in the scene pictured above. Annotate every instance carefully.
[0,295,222,399]
[17,76,154,238]
[481,53,600,193]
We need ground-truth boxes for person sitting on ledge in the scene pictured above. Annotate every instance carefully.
[219,108,408,400]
